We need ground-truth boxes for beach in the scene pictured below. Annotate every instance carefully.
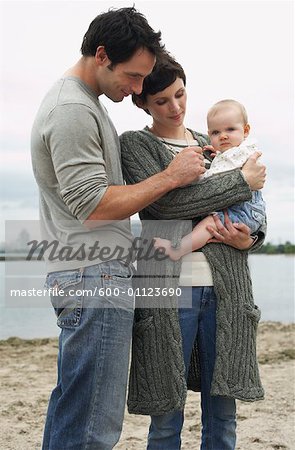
[0,321,294,450]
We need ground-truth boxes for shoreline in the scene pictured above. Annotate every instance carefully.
[0,320,294,345]
[0,321,294,449]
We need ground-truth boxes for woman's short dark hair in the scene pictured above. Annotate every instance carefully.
[81,7,163,65]
[132,52,186,114]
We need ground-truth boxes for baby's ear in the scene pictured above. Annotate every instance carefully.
[244,124,250,137]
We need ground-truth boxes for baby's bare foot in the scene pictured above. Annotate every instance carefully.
[153,238,181,261]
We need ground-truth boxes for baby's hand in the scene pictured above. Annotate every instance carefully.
[203,145,217,158]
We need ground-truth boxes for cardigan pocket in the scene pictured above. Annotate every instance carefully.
[128,311,187,415]
[133,316,154,334]
[244,303,261,323]
[128,316,165,410]
[129,315,172,409]
[241,303,264,400]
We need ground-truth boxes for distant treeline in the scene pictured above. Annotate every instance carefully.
[255,241,295,254]
[0,241,294,255]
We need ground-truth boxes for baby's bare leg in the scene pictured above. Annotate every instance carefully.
[181,215,216,255]
[153,215,217,261]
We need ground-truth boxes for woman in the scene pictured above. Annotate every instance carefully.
[120,54,266,450]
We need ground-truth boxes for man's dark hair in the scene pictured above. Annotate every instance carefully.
[81,7,164,65]
[132,52,186,115]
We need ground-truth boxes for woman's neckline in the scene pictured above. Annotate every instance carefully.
[146,126,195,142]
[146,126,194,142]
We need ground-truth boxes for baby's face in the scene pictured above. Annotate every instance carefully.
[208,107,249,152]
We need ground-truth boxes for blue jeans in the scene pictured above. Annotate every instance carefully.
[217,190,266,233]
[147,287,236,450]
[42,260,135,450]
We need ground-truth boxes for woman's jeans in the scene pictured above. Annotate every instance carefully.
[42,261,135,450]
[147,286,236,450]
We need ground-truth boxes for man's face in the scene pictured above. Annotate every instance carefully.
[98,47,156,102]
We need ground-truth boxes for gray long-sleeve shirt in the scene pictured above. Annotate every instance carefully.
[31,77,133,272]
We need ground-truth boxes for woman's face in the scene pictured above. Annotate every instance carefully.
[143,77,187,130]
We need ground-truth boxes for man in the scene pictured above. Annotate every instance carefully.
[31,7,208,450]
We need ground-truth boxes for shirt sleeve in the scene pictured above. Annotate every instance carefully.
[43,103,108,222]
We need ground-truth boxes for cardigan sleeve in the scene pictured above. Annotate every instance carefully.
[120,130,253,220]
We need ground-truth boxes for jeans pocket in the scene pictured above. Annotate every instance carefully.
[100,260,135,312]
[44,268,84,328]
[101,260,134,282]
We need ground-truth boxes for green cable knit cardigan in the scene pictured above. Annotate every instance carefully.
[120,128,266,416]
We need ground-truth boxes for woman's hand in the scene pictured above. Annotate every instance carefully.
[241,152,266,190]
[206,211,255,250]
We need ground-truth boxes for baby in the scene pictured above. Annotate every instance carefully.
[154,99,266,260]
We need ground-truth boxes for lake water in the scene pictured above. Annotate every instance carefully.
[0,255,294,339]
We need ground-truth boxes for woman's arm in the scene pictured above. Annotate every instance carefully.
[120,131,256,220]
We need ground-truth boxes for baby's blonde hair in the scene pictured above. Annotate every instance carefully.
[207,99,248,126]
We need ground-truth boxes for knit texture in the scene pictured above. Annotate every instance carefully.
[120,128,266,415]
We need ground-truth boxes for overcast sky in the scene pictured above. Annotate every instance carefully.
[0,0,294,244]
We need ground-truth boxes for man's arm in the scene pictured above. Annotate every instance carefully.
[86,146,206,222]
[46,104,208,224]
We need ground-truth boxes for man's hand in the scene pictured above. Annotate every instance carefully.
[164,146,205,187]
[206,211,254,250]
[241,152,266,190]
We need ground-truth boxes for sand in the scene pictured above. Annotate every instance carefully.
[0,322,294,450]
